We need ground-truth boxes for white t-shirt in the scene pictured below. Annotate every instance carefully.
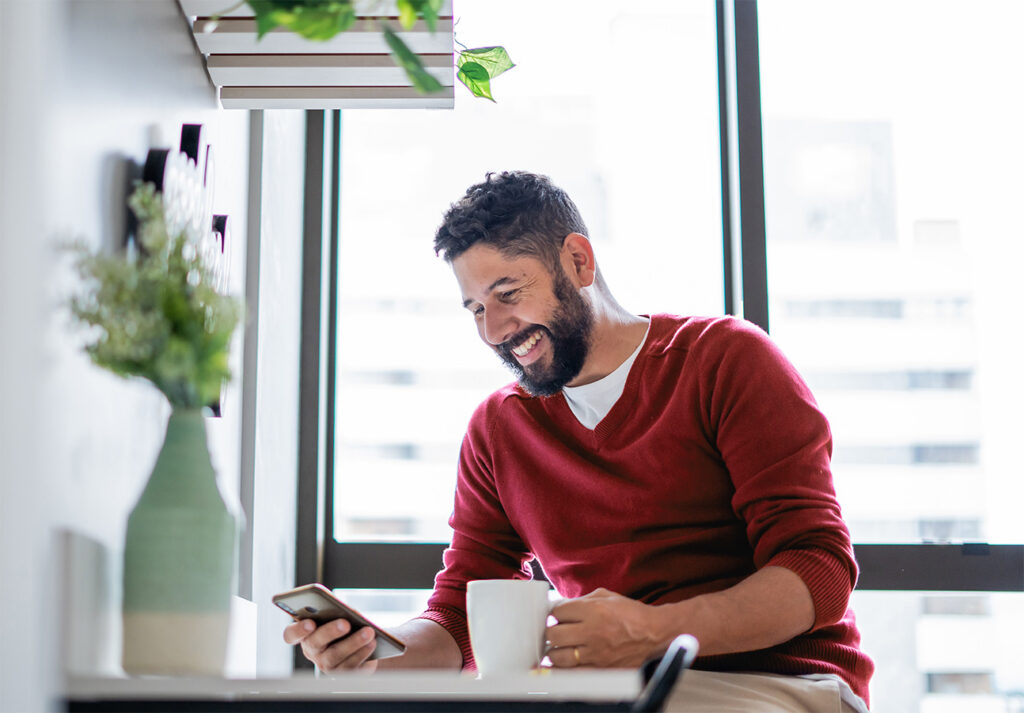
[562,321,650,429]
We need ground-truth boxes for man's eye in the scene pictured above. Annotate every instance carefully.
[472,306,484,316]
[498,289,520,302]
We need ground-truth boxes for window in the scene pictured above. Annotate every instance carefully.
[331,0,722,549]
[301,2,1024,706]
[759,0,1024,708]
[321,0,724,625]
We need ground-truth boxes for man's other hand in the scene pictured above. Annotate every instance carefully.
[546,588,672,668]
[283,618,380,672]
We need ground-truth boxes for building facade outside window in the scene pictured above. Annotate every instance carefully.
[760,1,1024,709]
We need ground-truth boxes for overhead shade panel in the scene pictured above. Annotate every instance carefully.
[177,0,455,110]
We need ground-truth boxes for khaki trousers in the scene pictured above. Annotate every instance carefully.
[665,669,863,713]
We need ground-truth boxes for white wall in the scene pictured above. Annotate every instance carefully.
[1,4,57,709]
[1,1,305,708]
[249,110,307,675]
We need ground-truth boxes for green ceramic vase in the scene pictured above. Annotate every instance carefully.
[121,409,238,676]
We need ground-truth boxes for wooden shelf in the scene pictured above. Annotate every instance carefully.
[177,1,455,110]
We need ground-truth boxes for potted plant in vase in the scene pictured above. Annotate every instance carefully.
[68,182,243,675]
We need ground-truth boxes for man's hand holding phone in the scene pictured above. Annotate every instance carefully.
[283,615,381,672]
[275,584,407,672]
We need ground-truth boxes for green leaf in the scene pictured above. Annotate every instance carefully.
[333,2,358,32]
[247,0,280,38]
[457,61,489,81]
[396,0,417,29]
[280,3,357,40]
[422,0,443,33]
[420,4,438,33]
[382,26,444,94]
[248,0,356,41]
[394,0,440,32]
[458,46,515,80]
[456,47,514,101]
[456,61,493,101]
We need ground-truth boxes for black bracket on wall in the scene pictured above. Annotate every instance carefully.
[139,123,233,417]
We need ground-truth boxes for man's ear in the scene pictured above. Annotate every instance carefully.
[561,233,597,288]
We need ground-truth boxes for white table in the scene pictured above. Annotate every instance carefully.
[65,669,643,711]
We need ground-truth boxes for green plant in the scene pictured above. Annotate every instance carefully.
[67,183,243,409]
[214,0,514,100]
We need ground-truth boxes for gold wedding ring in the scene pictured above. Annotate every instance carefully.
[573,646,581,665]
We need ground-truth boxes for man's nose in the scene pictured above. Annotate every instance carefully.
[482,304,517,346]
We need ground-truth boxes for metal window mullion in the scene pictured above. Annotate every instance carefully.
[719,0,769,332]
[718,0,742,318]
[321,542,1024,593]
[734,0,769,333]
[325,110,342,573]
[293,110,339,669]
[296,110,331,593]
[324,543,447,590]
[855,544,1024,592]
[322,111,342,582]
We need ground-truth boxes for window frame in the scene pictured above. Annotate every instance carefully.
[295,0,1024,634]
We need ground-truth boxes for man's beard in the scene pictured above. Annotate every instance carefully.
[495,271,595,397]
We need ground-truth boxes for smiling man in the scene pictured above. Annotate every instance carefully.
[286,171,874,712]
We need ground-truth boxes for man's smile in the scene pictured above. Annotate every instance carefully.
[510,329,545,359]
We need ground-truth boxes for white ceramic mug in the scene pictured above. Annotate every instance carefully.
[466,579,551,677]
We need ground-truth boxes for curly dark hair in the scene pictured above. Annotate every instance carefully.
[433,171,589,271]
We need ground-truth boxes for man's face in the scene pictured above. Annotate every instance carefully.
[453,244,594,396]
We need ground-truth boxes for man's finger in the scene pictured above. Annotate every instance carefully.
[283,619,315,645]
[550,598,592,623]
[547,644,588,668]
[317,627,378,671]
[545,621,585,649]
[304,618,356,654]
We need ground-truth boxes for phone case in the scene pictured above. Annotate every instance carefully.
[273,584,407,660]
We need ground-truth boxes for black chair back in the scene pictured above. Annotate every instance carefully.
[631,634,699,713]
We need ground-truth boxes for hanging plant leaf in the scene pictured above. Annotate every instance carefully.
[246,0,282,37]
[456,61,493,101]
[382,26,444,93]
[232,0,511,100]
[395,0,444,32]
[458,46,515,80]
[247,0,357,40]
[396,0,418,30]
[421,0,443,33]
[456,47,514,101]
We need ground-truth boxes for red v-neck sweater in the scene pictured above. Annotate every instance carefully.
[420,314,874,704]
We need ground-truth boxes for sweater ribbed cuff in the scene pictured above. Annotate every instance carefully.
[766,548,854,630]
[417,607,476,671]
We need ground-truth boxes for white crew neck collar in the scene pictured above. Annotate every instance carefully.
[562,319,650,430]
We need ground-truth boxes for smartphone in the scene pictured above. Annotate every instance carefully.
[273,583,407,660]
